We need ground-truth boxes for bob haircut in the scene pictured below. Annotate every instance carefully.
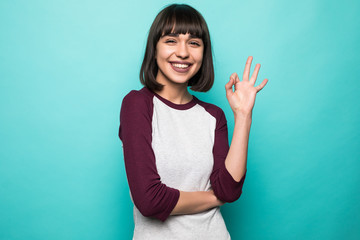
[140,4,214,92]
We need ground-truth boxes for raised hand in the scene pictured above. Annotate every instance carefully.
[225,56,268,117]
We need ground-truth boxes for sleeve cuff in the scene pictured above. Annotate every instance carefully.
[213,167,247,203]
[157,189,180,222]
[222,166,247,187]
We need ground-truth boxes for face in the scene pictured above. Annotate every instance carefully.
[155,32,204,87]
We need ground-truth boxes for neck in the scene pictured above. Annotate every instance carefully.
[154,84,193,105]
[154,74,193,105]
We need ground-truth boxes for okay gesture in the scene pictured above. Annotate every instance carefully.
[225,56,268,116]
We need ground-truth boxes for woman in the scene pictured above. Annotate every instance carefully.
[118,4,268,240]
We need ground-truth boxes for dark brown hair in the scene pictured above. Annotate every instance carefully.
[140,4,214,92]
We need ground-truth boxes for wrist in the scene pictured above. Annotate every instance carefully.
[234,111,252,121]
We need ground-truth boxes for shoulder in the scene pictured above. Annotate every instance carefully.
[120,87,156,121]
[121,87,154,108]
[194,97,226,121]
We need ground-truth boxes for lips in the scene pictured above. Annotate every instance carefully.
[169,61,192,73]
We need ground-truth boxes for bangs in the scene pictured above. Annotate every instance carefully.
[158,6,206,40]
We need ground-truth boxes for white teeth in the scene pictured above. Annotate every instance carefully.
[171,63,189,68]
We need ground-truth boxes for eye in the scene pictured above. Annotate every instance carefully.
[165,39,176,44]
[190,41,201,46]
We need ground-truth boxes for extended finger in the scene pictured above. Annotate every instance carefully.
[250,64,261,85]
[242,56,253,81]
[255,79,268,92]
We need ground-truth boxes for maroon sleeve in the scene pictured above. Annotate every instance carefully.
[210,108,246,203]
[118,90,180,222]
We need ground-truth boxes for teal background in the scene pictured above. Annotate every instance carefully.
[1,0,359,239]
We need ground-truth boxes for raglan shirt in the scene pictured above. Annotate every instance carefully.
[118,87,246,240]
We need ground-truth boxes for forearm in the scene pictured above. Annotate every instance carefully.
[170,190,222,216]
[225,112,252,182]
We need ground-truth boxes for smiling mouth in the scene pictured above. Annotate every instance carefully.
[169,62,192,73]
[169,61,193,73]
[171,63,190,68]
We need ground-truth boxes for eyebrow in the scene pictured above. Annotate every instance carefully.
[162,33,201,39]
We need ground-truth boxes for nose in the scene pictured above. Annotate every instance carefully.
[175,42,189,59]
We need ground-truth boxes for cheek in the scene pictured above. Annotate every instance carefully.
[165,49,174,59]
[157,52,171,68]
[156,46,172,60]
[194,49,204,66]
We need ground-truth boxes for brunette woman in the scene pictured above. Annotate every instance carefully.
[119,4,268,240]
